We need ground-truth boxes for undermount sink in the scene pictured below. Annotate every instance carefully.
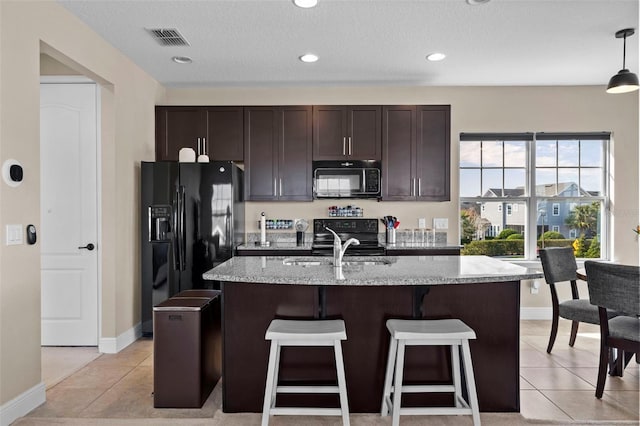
[282,256,392,267]
[282,257,331,267]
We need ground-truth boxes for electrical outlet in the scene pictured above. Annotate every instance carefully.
[433,218,448,230]
[418,218,426,229]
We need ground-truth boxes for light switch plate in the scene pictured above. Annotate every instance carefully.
[433,218,448,230]
[418,218,426,229]
[6,224,23,245]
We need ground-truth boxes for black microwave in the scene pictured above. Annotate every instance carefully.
[313,160,381,199]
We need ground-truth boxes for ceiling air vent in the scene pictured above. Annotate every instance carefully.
[146,28,190,46]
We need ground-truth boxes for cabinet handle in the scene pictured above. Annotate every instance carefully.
[418,178,421,197]
[202,137,207,155]
[342,137,346,156]
[412,178,416,196]
[348,136,352,155]
[197,137,201,156]
[273,178,277,197]
[279,178,282,197]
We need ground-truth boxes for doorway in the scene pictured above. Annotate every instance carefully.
[40,80,100,346]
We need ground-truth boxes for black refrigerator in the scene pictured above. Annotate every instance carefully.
[141,161,244,335]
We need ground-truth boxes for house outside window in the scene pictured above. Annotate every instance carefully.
[459,132,609,259]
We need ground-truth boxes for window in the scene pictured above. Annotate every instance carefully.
[460,132,609,259]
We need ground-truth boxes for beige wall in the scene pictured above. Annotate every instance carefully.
[0,0,163,406]
[165,86,639,265]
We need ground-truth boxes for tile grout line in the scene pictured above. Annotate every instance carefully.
[77,359,148,417]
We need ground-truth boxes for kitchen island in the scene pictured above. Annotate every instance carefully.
[203,255,541,414]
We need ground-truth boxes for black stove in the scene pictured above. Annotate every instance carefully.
[312,218,385,256]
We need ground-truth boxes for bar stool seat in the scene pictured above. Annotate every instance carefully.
[381,319,481,426]
[261,319,350,426]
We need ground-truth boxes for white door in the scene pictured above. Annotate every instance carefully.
[40,83,99,346]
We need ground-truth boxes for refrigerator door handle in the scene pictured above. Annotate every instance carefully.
[172,189,181,270]
[179,187,186,271]
[148,206,152,242]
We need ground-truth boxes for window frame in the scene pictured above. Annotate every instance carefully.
[459,132,610,260]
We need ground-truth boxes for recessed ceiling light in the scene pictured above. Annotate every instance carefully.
[467,0,490,4]
[299,53,319,63]
[172,56,192,64]
[293,0,318,8]
[426,52,446,62]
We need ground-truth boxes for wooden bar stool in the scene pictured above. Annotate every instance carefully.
[261,319,350,426]
[380,319,481,426]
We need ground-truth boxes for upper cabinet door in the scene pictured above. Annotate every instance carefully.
[313,106,347,160]
[155,107,207,161]
[348,106,381,160]
[313,106,381,160]
[416,106,450,201]
[206,107,244,161]
[382,105,416,200]
[279,106,313,201]
[244,107,278,201]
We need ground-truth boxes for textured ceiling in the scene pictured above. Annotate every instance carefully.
[58,0,639,88]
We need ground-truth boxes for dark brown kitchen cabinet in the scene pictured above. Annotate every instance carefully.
[382,105,450,201]
[155,106,244,161]
[313,106,381,160]
[244,106,312,201]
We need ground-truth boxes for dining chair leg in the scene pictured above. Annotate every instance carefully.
[596,341,609,399]
[568,321,579,347]
[546,312,559,354]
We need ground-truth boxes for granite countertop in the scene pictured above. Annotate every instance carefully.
[203,255,542,286]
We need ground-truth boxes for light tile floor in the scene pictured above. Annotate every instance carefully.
[28,320,639,423]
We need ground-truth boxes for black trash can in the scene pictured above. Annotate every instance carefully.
[153,291,221,408]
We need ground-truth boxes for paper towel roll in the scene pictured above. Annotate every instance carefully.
[197,154,210,163]
[260,213,267,246]
[179,148,196,162]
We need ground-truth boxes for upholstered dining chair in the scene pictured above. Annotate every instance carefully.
[539,247,617,353]
[584,261,640,399]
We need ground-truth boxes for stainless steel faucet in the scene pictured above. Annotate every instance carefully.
[325,227,360,268]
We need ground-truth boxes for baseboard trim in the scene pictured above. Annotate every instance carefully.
[0,381,46,426]
[521,307,552,320]
[98,322,142,354]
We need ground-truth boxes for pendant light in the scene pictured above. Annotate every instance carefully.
[606,28,639,94]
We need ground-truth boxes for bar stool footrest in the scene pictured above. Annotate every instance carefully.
[400,407,473,416]
[276,385,340,394]
[392,384,457,393]
[269,407,343,416]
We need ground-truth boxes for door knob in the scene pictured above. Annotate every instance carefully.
[78,243,95,251]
